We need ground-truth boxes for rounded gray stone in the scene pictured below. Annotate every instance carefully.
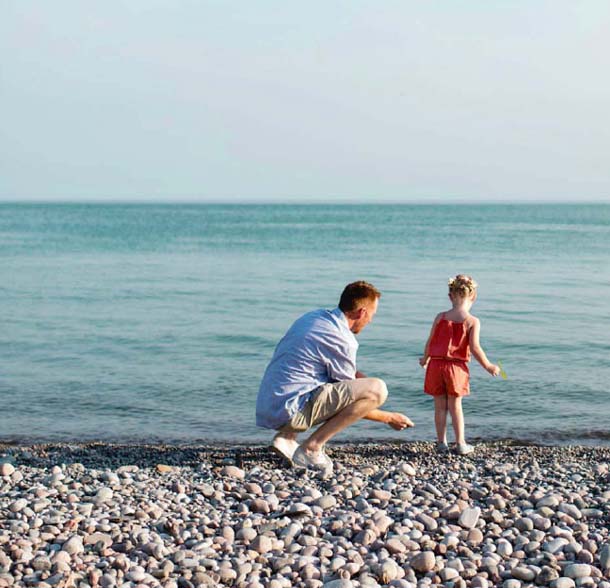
[458,507,481,529]
[552,579,576,588]
[411,551,435,573]
[564,564,591,579]
[62,536,84,555]
[316,495,337,510]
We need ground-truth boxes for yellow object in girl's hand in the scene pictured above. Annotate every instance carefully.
[498,361,508,380]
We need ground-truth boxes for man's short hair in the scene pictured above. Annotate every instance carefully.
[339,281,381,312]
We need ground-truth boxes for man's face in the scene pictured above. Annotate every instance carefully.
[351,298,378,334]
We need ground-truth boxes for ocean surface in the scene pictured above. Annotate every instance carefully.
[1,203,609,445]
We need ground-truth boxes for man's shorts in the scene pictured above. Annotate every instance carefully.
[424,358,470,397]
[279,381,358,433]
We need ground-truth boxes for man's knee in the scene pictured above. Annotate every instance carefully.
[368,377,388,406]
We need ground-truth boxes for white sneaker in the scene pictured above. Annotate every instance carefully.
[270,434,299,463]
[456,443,474,455]
[292,446,333,477]
[436,441,449,454]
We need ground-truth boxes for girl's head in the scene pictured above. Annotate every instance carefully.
[448,274,478,303]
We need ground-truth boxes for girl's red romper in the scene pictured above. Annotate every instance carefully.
[424,315,471,397]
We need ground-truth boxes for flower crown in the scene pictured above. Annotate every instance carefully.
[448,274,478,294]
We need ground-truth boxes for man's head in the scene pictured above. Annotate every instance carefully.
[339,281,381,334]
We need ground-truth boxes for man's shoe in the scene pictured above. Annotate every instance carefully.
[270,434,299,464]
[292,446,333,477]
[456,443,474,455]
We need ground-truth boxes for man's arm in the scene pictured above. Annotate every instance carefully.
[365,409,414,430]
[356,372,413,429]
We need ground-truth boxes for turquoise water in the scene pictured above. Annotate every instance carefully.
[1,203,609,445]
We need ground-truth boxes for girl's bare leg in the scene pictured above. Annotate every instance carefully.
[448,396,465,445]
[433,395,448,444]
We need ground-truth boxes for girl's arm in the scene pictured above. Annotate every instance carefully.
[419,313,443,367]
[469,318,500,376]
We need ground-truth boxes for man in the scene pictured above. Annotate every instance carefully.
[256,281,414,475]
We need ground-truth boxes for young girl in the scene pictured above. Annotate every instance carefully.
[420,275,500,455]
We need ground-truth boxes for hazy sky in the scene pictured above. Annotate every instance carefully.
[1,1,609,203]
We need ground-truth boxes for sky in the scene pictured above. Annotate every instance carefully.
[1,1,609,203]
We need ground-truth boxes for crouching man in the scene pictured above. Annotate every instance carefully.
[256,281,414,475]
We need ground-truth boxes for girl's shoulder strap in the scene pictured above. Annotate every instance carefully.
[434,311,446,325]
[464,314,477,331]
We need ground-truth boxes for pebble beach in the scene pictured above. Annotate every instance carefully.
[1,441,609,588]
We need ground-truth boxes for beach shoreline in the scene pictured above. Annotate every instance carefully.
[0,438,601,467]
[1,441,609,588]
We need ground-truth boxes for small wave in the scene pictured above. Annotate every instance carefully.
[475,429,610,446]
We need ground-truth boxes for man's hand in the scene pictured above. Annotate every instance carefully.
[419,356,429,368]
[386,412,414,431]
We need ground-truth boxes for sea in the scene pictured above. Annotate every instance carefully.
[1,203,609,445]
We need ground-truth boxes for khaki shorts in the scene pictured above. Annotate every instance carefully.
[279,381,357,433]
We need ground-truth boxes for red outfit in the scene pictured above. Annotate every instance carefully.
[424,315,471,397]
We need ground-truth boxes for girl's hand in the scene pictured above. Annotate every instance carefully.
[419,356,429,368]
[487,364,501,376]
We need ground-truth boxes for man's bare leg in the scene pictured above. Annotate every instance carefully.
[300,378,413,453]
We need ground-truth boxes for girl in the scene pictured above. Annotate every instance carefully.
[420,275,500,455]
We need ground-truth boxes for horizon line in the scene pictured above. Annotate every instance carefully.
[0,198,608,206]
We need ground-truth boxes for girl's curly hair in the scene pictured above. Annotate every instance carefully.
[448,274,478,297]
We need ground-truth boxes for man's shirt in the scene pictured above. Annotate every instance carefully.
[256,307,358,429]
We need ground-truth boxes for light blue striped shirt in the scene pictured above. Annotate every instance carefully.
[256,307,358,429]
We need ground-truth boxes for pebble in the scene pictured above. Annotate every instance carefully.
[323,580,353,588]
[156,463,175,473]
[251,535,273,554]
[497,539,514,558]
[0,463,15,477]
[386,538,406,554]
[564,564,591,579]
[416,513,437,531]
[316,495,337,510]
[84,532,112,547]
[467,528,484,545]
[458,506,481,529]
[62,536,84,555]
[9,499,27,513]
[512,566,536,582]
[95,487,114,503]
[221,465,245,479]
[599,544,610,570]
[370,489,391,501]
[411,551,435,573]
[400,463,416,476]
[559,503,583,520]
[553,579,576,588]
